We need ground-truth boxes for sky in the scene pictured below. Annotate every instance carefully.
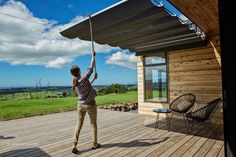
[0,0,138,87]
[0,0,186,88]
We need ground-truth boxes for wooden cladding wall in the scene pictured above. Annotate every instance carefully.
[168,45,223,123]
[137,56,145,103]
[137,45,223,122]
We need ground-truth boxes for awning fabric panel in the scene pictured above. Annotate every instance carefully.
[60,0,206,54]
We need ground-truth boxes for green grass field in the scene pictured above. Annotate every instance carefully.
[0,91,137,121]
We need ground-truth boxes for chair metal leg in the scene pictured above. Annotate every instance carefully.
[155,113,159,131]
[182,114,187,127]
[169,112,173,126]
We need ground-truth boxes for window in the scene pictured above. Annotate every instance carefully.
[144,52,168,102]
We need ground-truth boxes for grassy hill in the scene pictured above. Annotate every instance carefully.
[0,91,137,121]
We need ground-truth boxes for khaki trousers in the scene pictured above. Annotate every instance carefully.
[73,100,97,145]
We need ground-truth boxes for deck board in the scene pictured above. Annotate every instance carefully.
[218,145,225,157]
[205,140,224,157]
[0,109,224,157]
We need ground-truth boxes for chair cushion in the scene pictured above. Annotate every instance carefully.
[176,99,192,112]
[191,103,208,119]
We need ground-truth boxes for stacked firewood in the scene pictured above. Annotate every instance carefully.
[98,102,138,112]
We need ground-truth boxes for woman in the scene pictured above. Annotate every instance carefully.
[70,50,100,154]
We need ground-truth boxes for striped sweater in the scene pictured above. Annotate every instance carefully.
[74,66,96,104]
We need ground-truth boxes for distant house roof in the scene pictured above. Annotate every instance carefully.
[60,0,206,55]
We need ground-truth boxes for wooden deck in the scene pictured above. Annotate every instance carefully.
[0,109,224,157]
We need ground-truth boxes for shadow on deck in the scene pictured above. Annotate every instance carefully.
[0,148,51,157]
[144,117,224,140]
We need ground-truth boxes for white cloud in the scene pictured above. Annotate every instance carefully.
[106,50,137,70]
[46,57,73,68]
[0,0,114,68]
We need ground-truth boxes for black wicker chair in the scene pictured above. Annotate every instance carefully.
[169,93,196,127]
[186,97,222,133]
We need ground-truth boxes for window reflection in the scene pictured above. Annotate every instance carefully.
[144,53,167,102]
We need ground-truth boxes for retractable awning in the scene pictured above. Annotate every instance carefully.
[60,0,206,55]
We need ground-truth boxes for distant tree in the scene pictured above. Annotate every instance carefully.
[62,91,67,97]
[128,86,137,91]
[97,84,128,95]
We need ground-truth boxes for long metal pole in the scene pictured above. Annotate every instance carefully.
[89,15,97,74]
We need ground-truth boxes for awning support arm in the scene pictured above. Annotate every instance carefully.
[89,15,97,75]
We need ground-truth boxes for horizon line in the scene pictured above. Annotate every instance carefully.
[0,83,138,89]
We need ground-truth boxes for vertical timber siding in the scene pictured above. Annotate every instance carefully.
[137,56,144,104]
[137,45,223,123]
